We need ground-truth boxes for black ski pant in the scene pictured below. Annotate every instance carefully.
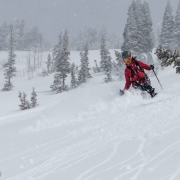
[133,81,155,97]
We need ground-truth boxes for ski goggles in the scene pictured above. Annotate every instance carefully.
[123,57,132,63]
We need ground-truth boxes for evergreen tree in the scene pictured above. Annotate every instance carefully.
[122,0,153,55]
[104,55,113,83]
[100,32,111,71]
[3,24,17,91]
[53,33,63,71]
[173,0,180,50]
[121,1,139,53]
[133,0,145,54]
[50,30,70,92]
[142,1,153,53]
[83,43,92,78]
[18,91,31,110]
[155,47,180,73]
[50,73,62,93]
[78,51,87,84]
[99,31,113,82]
[60,29,70,91]
[159,1,174,48]
[50,33,63,92]
[70,63,78,89]
[31,87,38,108]
[78,43,92,84]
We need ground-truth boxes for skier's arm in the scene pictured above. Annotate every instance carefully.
[124,69,131,90]
[138,61,151,70]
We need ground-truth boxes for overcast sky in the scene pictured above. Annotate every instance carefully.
[0,0,179,44]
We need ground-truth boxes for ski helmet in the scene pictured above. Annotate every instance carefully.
[122,51,132,59]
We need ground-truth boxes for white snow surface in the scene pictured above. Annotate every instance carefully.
[0,50,180,180]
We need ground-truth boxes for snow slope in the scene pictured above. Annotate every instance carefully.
[0,50,180,180]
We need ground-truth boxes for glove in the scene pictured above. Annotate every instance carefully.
[120,89,125,95]
[150,64,154,70]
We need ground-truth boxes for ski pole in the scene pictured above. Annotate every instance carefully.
[152,69,163,89]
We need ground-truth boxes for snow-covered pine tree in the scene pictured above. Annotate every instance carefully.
[98,31,113,82]
[122,0,153,56]
[50,73,62,93]
[78,43,92,84]
[159,1,174,48]
[155,47,180,73]
[70,63,78,89]
[18,91,23,109]
[83,43,92,78]
[18,91,31,110]
[121,1,139,54]
[51,30,70,92]
[142,1,153,54]
[78,51,86,84]
[60,29,70,91]
[100,31,111,71]
[3,24,17,91]
[50,32,63,93]
[173,0,180,50]
[133,0,145,54]
[31,87,38,108]
[104,55,113,83]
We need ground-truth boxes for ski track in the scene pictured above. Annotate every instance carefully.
[1,88,180,180]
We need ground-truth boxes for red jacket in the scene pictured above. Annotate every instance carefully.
[124,59,151,90]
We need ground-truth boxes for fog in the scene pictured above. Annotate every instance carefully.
[0,0,179,44]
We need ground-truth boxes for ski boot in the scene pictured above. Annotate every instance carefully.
[150,88,157,98]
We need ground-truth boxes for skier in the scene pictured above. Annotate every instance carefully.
[120,51,157,98]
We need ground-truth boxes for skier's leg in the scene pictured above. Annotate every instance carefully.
[140,82,157,98]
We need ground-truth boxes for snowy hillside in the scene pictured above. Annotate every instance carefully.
[0,50,180,180]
